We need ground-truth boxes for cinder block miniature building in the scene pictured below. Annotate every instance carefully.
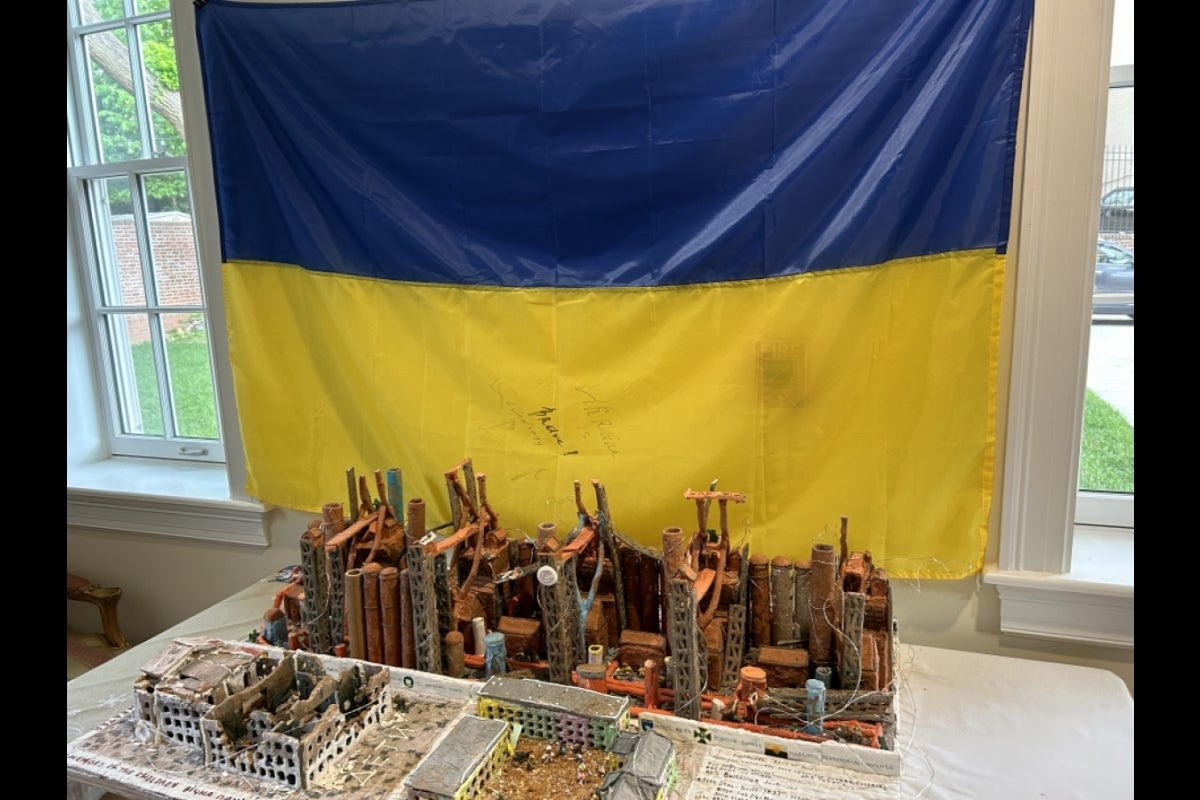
[597,730,677,800]
[403,715,515,800]
[476,675,631,749]
[606,730,640,769]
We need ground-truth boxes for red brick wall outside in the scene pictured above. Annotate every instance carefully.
[113,212,203,344]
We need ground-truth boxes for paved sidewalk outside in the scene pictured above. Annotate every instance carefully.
[1087,319,1133,425]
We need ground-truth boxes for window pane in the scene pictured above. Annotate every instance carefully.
[138,19,186,157]
[1080,322,1133,492]
[1079,2,1133,499]
[143,172,202,305]
[81,0,125,24]
[163,312,220,440]
[87,176,147,307]
[136,0,170,14]
[104,312,165,436]
[1099,86,1134,240]
[84,29,144,164]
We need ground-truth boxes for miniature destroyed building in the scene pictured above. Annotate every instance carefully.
[134,638,391,790]
[134,638,269,749]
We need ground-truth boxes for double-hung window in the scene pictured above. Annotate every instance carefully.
[68,0,266,545]
[68,0,222,463]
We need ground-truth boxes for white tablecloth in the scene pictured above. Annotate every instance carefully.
[67,577,1134,799]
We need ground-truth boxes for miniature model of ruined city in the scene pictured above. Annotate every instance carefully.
[131,459,900,799]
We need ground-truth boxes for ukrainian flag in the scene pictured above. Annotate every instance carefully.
[197,0,1032,578]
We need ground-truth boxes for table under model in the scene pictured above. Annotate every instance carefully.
[67,576,1134,800]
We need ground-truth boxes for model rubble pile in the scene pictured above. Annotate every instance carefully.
[475,736,613,799]
[262,458,899,782]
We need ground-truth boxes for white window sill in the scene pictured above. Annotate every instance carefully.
[983,525,1133,649]
[67,457,272,547]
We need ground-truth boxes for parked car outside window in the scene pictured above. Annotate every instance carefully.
[1093,238,1134,318]
[1099,186,1134,233]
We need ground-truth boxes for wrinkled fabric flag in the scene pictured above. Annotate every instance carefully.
[196,0,1032,578]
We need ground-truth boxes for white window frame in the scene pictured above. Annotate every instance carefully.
[67,0,225,463]
[67,0,269,546]
[983,0,1133,649]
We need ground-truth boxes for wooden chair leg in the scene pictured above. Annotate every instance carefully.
[68,575,132,649]
[92,587,131,649]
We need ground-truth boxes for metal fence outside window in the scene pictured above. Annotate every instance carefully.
[1099,145,1134,239]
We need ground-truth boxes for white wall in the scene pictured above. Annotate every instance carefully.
[68,518,300,645]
